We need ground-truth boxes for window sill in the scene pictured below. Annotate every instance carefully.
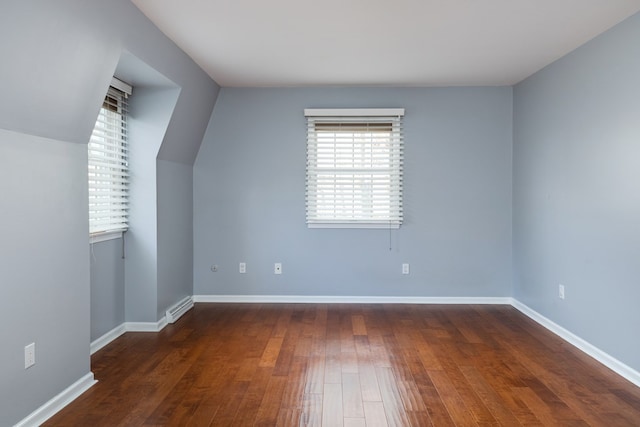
[308,223,400,229]
[90,230,125,244]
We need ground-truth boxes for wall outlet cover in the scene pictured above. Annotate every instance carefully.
[25,342,35,369]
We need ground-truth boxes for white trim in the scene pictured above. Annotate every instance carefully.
[90,324,126,355]
[166,296,194,324]
[308,223,401,229]
[90,318,169,356]
[14,372,97,427]
[89,230,123,244]
[124,316,168,333]
[304,108,404,117]
[193,295,512,305]
[511,299,640,388]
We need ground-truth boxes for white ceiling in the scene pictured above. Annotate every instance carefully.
[131,0,640,87]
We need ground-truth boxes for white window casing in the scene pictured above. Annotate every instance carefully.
[305,108,404,228]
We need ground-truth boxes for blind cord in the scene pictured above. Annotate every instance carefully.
[90,240,96,287]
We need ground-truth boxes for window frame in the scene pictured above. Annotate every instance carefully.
[88,77,132,241]
[305,108,404,229]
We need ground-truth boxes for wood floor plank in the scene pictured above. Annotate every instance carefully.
[402,352,454,426]
[272,307,293,338]
[280,357,307,410]
[322,383,344,427]
[184,403,218,427]
[234,356,260,381]
[497,386,545,426]
[259,336,284,368]
[43,303,640,427]
[324,339,343,384]
[427,368,480,426]
[405,410,434,427]
[204,390,245,426]
[396,379,427,412]
[341,349,359,374]
[363,401,389,427]
[254,375,287,426]
[375,366,412,426]
[275,408,300,427]
[300,393,322,427]
[343,418,366,427]
[304,354,325,395]
[429,341,499,425]
[459,365,522,426]
[515,386,568,426]
[351,314,367,336]
[227,366,273,425]
[273,325,299,377]
[293,335,312,357]
[359,364,382,402]
[342,372,365,418]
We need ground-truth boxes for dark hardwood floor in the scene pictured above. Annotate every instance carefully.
[45,303,640,426]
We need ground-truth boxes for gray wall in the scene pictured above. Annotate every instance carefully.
[0,0,218,424]
[513,13,640,372]
[158,159,195,318]
[194,87,513,297]
[124,85,179,323]
[0,130,91,425]
[90,238,125,341]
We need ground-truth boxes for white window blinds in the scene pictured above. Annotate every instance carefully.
[88,78,132,235]
[305,108,404,228]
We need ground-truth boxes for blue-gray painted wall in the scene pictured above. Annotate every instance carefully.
[0,130,91,425]
[124,84,179,323]
[158,159,195,318]
[0,0,219,424]
[90,238,125,341]
[194,87,514,297]
[513,12,640,372]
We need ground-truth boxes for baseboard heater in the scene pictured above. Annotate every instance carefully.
[166,296,194,323]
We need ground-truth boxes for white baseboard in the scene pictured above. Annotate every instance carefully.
[14,372,97,427]
[90,317,168,355]
[511,299,640,388]
[91,324,126,355]
[193,294,513,305]
[124,316,168,333]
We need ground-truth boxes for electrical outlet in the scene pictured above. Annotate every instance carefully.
[239,262,246,273]
[25,343,35,369]
[274,263,282,275]
[402,263,410,275]
[559,284,565,300]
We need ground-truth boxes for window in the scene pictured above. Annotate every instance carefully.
[305,108,404,228]
[88,78,132,237]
